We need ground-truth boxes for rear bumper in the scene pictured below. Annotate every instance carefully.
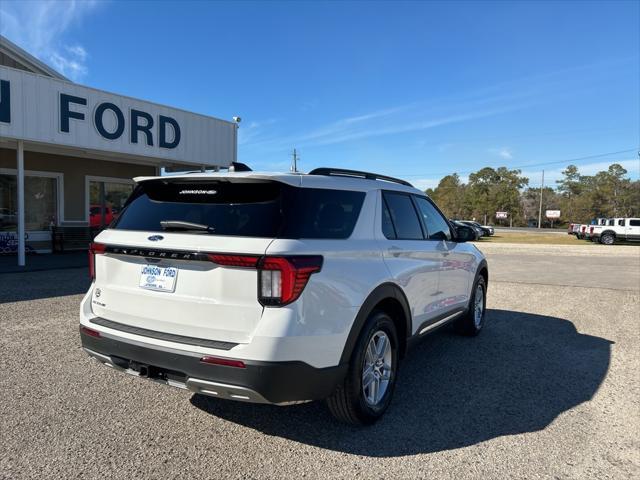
[80,327,347,405]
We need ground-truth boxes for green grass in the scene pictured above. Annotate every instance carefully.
[475,232,596,245]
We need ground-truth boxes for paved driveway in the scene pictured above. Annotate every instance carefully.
[1,244,638,479]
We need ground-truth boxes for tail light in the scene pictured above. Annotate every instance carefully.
[88,242,106,280]
[590,226,594,234]
[207,254,323,307]
[258,256,323,306]
[206,254,259,268]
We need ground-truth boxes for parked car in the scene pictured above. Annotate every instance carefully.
[460,220,494,236]
[89,205,115,227]
[79,167,488,425]
[451,220,482,240]
[590,217,640,245]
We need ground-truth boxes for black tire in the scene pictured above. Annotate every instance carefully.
[326,311,399,425]
[600,233,615,245]
[454,276,487,336]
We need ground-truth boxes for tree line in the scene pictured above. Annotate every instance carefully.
[425,163,640,227]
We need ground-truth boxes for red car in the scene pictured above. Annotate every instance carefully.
[89,205,115,227]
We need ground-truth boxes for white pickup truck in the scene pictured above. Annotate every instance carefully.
[589,218,640,245]
[578,218,608,240]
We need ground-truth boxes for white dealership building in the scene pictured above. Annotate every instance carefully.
[0,35,237,266]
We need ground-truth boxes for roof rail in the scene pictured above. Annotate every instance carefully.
[308,167,413,187]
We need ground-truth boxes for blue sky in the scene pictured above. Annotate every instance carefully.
[1,0,639,189]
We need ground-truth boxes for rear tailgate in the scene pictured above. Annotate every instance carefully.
[88,177,291,345]
[91,230,272,344]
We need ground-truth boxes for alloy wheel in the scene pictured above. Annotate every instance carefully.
[362,331,392,406]
[474,283,484,328]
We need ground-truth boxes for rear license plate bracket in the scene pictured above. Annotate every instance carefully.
[139,265,178,292]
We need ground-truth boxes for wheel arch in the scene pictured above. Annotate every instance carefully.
[476,258,489,286]
[339,283,412,364]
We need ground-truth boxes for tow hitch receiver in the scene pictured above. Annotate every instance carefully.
[129,361,150,377]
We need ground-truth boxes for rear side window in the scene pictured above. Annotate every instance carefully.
[414,197,452,240]
[382,192,424,240]
[288,188,365,239]
[113,180,365,239]
[630,219,640,227]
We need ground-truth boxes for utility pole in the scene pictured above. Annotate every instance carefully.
[538,169,545,229]
[291,148,299,173]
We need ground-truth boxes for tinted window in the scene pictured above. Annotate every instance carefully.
[381,201,396,239]
[288,188,365,239]
[619,219,625,226]
[382,192,424,240]
[114,180,365,239]
[630,219,640,227]
[414,197,451,240]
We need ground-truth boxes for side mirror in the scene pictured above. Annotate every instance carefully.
[455,225,476,243]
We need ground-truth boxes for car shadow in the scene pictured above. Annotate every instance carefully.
[190,309,612,457]
[0,268,90,303]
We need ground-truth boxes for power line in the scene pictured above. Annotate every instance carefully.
[398,148,638,178]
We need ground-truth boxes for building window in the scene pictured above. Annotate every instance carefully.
[0,173,58,231]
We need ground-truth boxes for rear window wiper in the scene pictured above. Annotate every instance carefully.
[160,220,215,233]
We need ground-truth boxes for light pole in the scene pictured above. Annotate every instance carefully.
[232,116,241,165]
[538,169,545,229]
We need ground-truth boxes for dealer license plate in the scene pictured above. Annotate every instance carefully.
[139,265,178,292]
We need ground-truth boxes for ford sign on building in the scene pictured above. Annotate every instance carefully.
[0,35,237,266]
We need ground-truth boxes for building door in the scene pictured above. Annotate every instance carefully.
[88,178,134,229]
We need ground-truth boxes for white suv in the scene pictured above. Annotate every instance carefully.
[80,167,488,424]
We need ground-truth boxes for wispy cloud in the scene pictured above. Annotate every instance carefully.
[240,58,632,155]
[244,76,557,152]
[0,0,100,81]
[311,107,525,147]
[238,118,279,146]
[489,147,514,160]
[247,96,533,152]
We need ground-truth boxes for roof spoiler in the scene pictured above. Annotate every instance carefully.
[228,162,252,172]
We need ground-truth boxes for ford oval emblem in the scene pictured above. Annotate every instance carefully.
[148,235,164,241]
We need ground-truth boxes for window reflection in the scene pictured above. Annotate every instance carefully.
[0,174,57,231]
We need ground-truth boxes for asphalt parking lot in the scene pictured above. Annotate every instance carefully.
[1,243,639,479]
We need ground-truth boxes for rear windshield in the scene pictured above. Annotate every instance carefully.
[112,179,365,239]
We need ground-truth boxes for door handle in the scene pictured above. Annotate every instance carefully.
[388,246,402,257]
